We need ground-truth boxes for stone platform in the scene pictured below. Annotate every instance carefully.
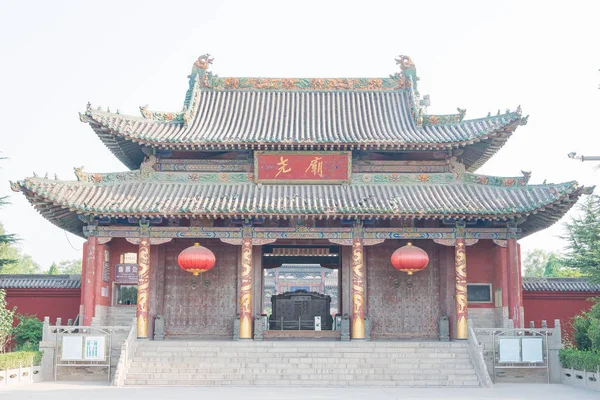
[123,340,481,387]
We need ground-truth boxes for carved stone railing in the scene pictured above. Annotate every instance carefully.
[468,321,493,388]
[112,318,137,387]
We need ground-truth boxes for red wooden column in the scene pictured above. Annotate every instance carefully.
[455,238,468,339]
[507,236,521,328]
[82,236,98,326]
[136,238,151,338]
[239,238,253,339]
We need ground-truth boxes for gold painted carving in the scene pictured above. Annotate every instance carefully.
[239,238,253,339]
[136,238,150,338]
[493,239,507,248]
[97,237,112,245]
[351,238,365,339]
[433,238,479,247]
[455,239,468,339]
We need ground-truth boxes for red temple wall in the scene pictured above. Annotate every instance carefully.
[523,292,599,341]
[6,289,80,324]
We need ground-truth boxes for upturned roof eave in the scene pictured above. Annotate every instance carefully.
[12,175,588,239]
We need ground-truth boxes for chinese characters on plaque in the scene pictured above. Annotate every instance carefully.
[255,152,351,184]
[115,263,139,284]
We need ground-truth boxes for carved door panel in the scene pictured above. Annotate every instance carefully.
[367,241,440,339]
[163,240,237,338]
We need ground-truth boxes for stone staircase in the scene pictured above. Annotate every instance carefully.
[123,340,482,387]
[107,307,136,326]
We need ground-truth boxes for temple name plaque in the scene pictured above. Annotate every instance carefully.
[255,151,351,184]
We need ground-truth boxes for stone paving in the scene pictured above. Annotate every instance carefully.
[0,383,599,400]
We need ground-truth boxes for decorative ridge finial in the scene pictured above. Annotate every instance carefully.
[521,170,532,184]
[194,54,214,70]
[9,181,20,192]
[395,55,415,71]
[583,186,596,195]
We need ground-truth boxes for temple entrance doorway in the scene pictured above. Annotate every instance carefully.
[261,245,340,337]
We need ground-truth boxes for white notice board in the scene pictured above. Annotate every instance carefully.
[84,336,106,361]
[61,336,84,361]
[498,338,521,362]
[522,338,544,363]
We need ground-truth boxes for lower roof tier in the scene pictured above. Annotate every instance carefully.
[12,170,592,238]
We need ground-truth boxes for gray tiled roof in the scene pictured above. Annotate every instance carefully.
[14,170,587,238]
[0,274,81,289]
[522,277,600,292]
[84,95,523,171]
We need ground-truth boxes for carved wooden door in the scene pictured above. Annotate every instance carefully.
[163,240,237,338]
[366,241,440,339]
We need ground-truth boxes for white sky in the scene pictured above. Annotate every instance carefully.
[0,0,599,269]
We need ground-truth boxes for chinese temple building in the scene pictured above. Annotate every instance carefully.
[11,54,591,342]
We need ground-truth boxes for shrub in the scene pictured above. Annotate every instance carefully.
[0,351,42,370]
[12,315,43,351]
[559,348,600,371]
[0,289,16,353]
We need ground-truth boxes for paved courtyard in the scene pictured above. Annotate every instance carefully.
[0,383,598,400]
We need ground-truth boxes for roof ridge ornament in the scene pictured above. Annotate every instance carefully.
[423,108,467,126]
[194,54,213,70]
[74,166,90,183]
[139,104,184,123]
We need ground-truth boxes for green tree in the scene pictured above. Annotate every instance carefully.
[0,289,16,353]
[523,249,552,277]
[562,195,600,283]
[0,251,41,274]
[0,220,17,270]
[524,249,584,278]
[47,263,59,275]
[56,259,82,274]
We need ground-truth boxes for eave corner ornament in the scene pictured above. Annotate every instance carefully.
[9,181,20,193]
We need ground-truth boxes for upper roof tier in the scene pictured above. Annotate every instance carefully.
[80,55,528,171]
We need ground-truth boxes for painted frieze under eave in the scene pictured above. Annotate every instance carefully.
[10,169,592,238]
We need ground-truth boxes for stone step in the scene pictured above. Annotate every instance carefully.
[123,378,480,387]
[139,341,468,348]
[125,372,480,380]
[131,355,471,363]
[127,363,475,373]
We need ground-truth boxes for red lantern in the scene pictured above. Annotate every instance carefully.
[177,243,216,276]
[390,242,429,275]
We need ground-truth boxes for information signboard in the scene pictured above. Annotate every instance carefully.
[61,336,84,361]
[498,338,521,362]
[522,337,544,363]
[84,336,106,361]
